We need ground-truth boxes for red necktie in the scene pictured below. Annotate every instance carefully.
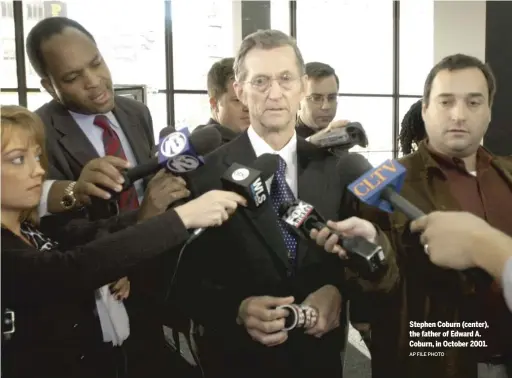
[93,115,140,210]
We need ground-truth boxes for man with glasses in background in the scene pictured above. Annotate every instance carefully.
[297,62,349,141]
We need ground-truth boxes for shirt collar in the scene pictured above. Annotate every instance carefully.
[68,110,119,129]
[419,139,493,176]
[247,125,297,168]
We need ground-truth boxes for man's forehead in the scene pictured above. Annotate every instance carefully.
[306,76,338,93]
[243,46,300,76]
[430,68,488,95]
[41,28,97,71]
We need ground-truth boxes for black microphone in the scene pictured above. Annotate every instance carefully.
[186,154,279,242]
[120,126,222,190]
[279,200,387,280]
[220,153,279,210]
[341,153,425,220]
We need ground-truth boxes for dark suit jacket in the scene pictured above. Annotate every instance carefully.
[1,210,188,378]
[178,132,397,378]
[36,96,155,221]
[193,118,240,145]
[36,96,154,183]
[361,141,512,378]
[295,117,316,139]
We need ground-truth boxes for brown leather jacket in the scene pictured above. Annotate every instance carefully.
[358,142,512,378]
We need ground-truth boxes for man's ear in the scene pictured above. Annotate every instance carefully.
[41,78,59,102]
[209,96,218,112]
[233,80,247,107]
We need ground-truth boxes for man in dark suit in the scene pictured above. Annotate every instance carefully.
[193,57,250,144]
[25,17,182,378]
[179,29,397,378]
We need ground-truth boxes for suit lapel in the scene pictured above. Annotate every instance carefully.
[50,101,99,169]
[112,102,148,164]
[223,132,292,270]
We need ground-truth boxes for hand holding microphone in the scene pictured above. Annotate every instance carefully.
[174,190,247,229]
[237,295,294,347]
[137,169,191,221]
[279,200,387,279]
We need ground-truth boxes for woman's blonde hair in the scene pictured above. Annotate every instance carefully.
[1,105,48,225]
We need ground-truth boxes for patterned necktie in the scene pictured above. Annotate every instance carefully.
[93,115,139,210]
[270,155,298,265]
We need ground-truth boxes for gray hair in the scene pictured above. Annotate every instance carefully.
[233,29,306,82]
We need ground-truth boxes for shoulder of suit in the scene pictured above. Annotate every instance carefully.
[397,150,422,169]
[493,155,512,171]
[34,99,60,119]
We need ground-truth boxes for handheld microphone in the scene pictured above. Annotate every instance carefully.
[188,154,280,242]
[312,122,368,153]
[220,153,279,210]
[279,200,387,279]
[120,127,222,190]
[342,153,425,220]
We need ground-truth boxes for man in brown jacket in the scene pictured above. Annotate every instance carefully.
[315,54,512,378]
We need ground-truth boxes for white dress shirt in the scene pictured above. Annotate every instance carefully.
[38,111,145,217]
[38,110,135,346]
[247,126,298,197]
[503,257,512,312]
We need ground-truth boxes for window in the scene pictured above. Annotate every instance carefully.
[337,96,394,165]
[174,94,211,132]
[1,1,13,18]
[270,0,291,35]
[399,0,434,95]
[172,1,236,90]
[22,1,166,139]
[148,93,170,140]
[0,92,19,106]
[1,16,17,88]
[23,1,166,93]
[27,91,53,111]
[297,0,394,94]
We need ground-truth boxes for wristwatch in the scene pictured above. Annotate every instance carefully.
[60,181,78,210]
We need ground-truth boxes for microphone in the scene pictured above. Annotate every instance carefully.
[342,153,425,220]
[220,153,279,210]
[121,127,222,190]
[186,154,279,242]
[279,200,387,279]
[312,122,368,154]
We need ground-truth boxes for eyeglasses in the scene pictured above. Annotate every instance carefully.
[306,94,338,105]
[247,73,300,92]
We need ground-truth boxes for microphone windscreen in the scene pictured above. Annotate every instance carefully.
[189,127,222,155]
[278,201,295,217]
[337,153,374,183]
[251,153,280,181]
[159,126,175,139]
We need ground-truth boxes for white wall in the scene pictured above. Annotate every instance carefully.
[434,1,486,63]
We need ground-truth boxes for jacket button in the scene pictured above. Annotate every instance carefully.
[80,355,85,360]
[73,323,78,328]
[286,270,292,277]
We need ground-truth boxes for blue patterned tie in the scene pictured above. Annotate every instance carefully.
[270,156,298,265]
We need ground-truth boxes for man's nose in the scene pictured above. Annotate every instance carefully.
[267,79,284,99]
[84,70,101,89]
[320,98,333,110]
[451,101,468,122]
